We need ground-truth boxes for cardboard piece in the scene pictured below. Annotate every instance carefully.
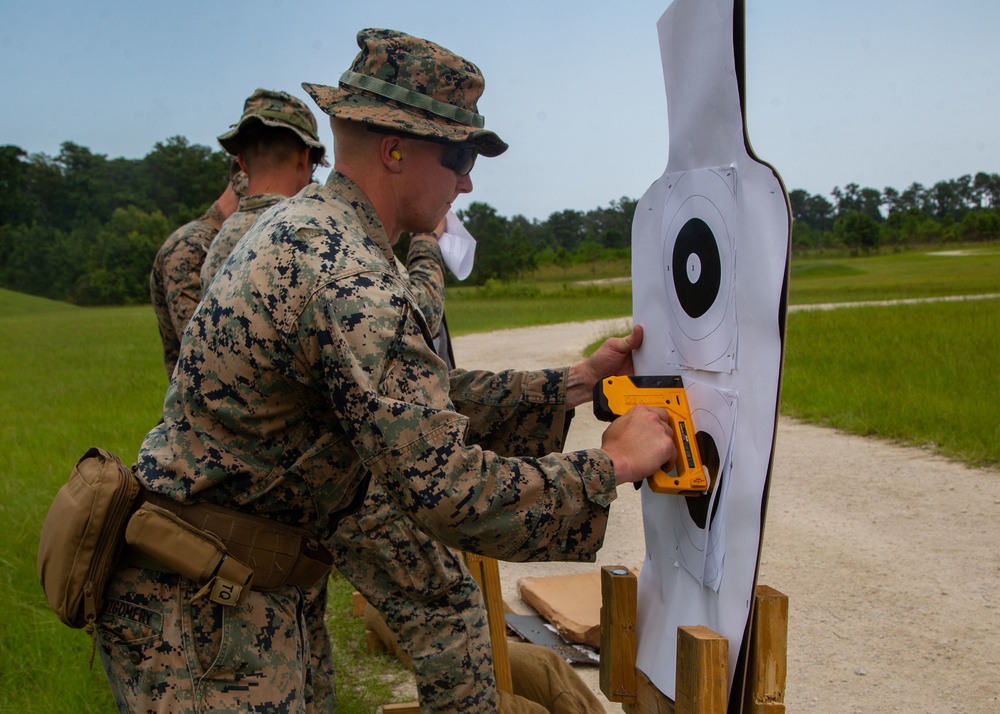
[517,569,639,649]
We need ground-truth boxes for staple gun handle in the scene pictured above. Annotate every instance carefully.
[594,375,709,496]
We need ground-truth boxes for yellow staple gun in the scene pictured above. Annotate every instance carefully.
[594,375,709,496]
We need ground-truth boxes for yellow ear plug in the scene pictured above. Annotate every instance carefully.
[390,149,402,160]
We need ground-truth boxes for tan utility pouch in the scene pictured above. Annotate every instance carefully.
[135,494,335,592]
[126,504,254,606]
[37,447,141,629]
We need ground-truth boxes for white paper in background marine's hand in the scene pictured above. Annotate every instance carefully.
[440,210,477,280]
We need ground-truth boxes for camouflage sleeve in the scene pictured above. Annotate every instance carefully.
[402,234,446,335]
[150,223,214,375]
[297,270,616,563]
[448,367,575,458]
[163,240,209,336]
[201,229,239,292]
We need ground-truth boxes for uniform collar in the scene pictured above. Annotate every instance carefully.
[322,172,396,267]
[237,192,289,213]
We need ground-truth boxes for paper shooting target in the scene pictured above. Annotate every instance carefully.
[668,381,736,588]
[659,167,737,371]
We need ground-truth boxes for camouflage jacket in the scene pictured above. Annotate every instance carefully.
[149,201,226,377]
[199,193,287,291]
[135,172,617,562]
[397,236,446,336]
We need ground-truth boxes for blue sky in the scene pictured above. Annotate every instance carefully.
[3,0,998,220]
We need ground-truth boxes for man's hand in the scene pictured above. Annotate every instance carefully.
[599,405,677,487]
[566,325,643,409]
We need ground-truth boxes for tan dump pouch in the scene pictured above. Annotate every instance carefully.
[37,447,141,629]
[126,504,254,606]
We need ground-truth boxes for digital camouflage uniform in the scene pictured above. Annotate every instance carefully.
[97,29,619,714]
[149,170,249,377]
[96,170,617,713]
[149,202,225,377]
[200,178,499,710]
[394,240,456,370]
[332,231,564,711]
[199,187,338,714]
[200,193,289,289]
[201,193,564,711]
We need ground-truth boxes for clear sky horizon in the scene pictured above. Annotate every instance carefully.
[3,0,998,221]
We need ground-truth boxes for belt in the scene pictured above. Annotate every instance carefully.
[124,490,334,594]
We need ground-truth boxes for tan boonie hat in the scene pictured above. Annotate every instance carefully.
[302,28,507,157]
[218,88,328,166]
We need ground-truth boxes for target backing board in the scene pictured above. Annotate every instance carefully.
[629,0,791,705]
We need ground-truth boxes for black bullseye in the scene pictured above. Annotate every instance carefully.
[684,431,722,529]
[672,217,721,318]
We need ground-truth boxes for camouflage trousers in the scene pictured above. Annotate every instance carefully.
[331,478,496,713]
[96,565,335,713]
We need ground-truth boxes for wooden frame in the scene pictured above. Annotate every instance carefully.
[599,566,787,714]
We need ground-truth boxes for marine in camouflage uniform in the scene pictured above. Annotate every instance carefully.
[95,28,674,714]
[200,88,328,291]
[207,180,492,709]
[205,87,498,712]
[200,192,290,288]
[148,161,246,378]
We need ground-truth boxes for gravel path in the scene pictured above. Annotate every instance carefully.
[453,318,1000,713]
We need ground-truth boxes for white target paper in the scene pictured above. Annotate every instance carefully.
[631,0,790,703]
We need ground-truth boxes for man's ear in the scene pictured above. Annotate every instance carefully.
[382,136,404,173]
[237,153,249,174]
[297,144,313,172]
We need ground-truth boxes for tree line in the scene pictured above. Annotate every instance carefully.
[790,175,1000,254]
[0,139,230,304]
[2,138,998,305]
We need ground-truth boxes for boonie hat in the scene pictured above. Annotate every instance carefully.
[302,28,507,157]
[218,88,328,165]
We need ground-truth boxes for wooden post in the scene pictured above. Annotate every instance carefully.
[743,585,788,714]
[351,590,368,617]
[463,553,513,693]
[674,626,728,714]
[600,565,638,703]
[379,704,421,714]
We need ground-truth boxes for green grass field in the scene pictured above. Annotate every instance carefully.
[782,299,999,467]
[0,293,410,712]
[788,246,1000,304]
[1,242,997,711]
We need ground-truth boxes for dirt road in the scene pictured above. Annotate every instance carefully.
[453,319,1000,713]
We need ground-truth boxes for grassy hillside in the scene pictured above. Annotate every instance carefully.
[0,290,408,711]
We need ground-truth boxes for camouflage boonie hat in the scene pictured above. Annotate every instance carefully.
[218,88,328,166]
[302,28,507,157]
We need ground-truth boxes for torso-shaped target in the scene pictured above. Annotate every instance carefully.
[631,0,790,706]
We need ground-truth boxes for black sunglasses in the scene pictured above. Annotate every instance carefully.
[367,126,478,176]
[440,143,478,177]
